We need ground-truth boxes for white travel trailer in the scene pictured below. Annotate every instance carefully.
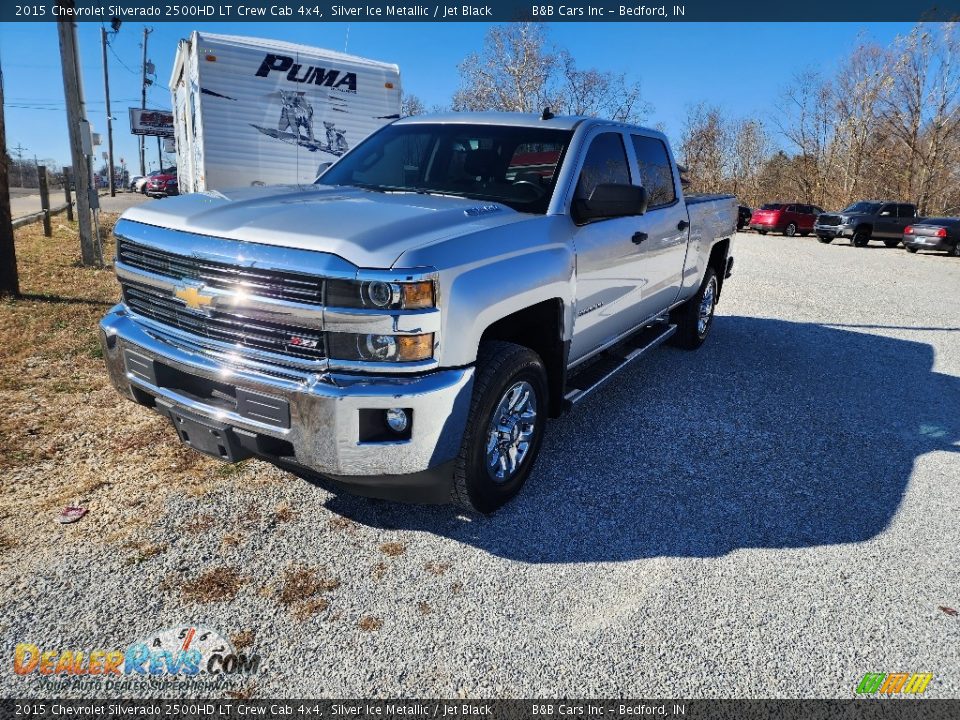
[170,32,401,192]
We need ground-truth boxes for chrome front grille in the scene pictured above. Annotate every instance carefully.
[122,281,326,361]
[117,237,324,305]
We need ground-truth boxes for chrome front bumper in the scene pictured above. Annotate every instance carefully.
[100,305,474,495]
[814,223,853,238]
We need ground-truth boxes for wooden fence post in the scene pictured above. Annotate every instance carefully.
[62,166,74,222]
[37,165,51,237]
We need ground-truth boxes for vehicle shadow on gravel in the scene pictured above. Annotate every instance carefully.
[322,316,960,563]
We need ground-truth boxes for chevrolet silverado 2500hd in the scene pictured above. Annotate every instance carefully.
[100,113,736,512]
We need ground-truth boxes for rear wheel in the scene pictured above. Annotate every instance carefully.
[950,243,960,258]
[670,268,718,351]
[784,223,797,237]
[852,228,871,247]
[883,239,901,248]
[452,342,548,514]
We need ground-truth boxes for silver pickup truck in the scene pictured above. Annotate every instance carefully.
[100,112,736,512]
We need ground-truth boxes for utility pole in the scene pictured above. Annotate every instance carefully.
[57,1,100,267]
[100,26,115,196]
[11,143,26,189]
[0,62,20,298]
[139,26,152,177]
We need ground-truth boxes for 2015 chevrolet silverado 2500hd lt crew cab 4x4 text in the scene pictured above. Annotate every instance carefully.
[100,113,736,513]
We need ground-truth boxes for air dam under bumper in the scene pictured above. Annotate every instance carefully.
[99,306,474,503]
[814,223,853,239]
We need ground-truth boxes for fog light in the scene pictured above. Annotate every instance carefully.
[385,408,409,433]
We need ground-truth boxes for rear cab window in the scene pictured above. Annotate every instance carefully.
[630,134,677,208]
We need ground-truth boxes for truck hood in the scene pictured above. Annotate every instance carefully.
[120,184,532,268]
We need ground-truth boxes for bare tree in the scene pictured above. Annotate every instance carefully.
[679,104,727,194]
[453,23,650,122]
[401,93,426,117]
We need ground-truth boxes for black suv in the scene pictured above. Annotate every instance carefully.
[815,201,918,247]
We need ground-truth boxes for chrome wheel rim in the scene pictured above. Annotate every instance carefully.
[485,381,538,483]
[698,277,717,337]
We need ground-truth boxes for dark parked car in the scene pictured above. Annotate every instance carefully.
[815,201,917,247]
[903,218,960,257]
[145,172,178,198]
[737,205,752,231]
[749,203,823,236]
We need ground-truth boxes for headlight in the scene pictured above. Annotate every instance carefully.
[326,278,434,310]
[327,332,433,362]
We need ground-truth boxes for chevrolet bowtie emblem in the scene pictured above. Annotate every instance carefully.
[174,285,215,310]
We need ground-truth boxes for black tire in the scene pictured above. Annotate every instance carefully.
[817,236,833,244]
[852,228,871,247]
[905,246,919,254]
[758,230,768,235]
[949,243,960,258]
[883,239,901,248]
[784,223,797,237]
[670,268,719,351]
[452,341,548,514]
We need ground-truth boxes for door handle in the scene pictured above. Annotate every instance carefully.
[632,232,648,245]
[677,220,690,231]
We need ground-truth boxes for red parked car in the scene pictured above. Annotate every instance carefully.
[749,203,824,237]
[145,172,178,198]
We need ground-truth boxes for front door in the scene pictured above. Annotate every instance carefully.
[569,130,688,365]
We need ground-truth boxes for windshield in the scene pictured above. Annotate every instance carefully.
[843,201,881,214]
[318,123,573,214]
[760,203,784,210]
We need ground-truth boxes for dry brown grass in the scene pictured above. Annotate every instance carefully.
[0,216,278,577]
[273,503,296,523]
[231,629,256,650]
[277,565,341,606]
[379,541,407,557]
[292,596,331,620]
[328,516,357,533]
[424,561,451,576]
[358,615,383,632]
[181,566,247,603]
[416,601,432,615]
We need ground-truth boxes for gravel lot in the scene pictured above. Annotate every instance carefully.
[1,231,958,698]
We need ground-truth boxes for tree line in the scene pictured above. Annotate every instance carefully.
[406,22,960,216]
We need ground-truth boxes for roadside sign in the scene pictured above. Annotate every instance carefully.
[129,108,174,138]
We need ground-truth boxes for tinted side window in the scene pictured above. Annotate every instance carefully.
[575,132,631,202]
[630,135,676,207]
[879,204,896,216]
[898,204,916,218]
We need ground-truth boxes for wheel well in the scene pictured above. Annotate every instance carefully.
[708,239,731,301]
[479,299,567,418]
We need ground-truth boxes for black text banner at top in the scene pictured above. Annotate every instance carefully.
[7,0,960,22]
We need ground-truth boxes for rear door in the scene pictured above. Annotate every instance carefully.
[875,203,898,237]
[568,130,685,364]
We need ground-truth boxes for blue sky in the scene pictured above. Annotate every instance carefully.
[1,21,915,174]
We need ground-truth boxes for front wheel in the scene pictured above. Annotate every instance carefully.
[852,229,871,247]
[670,268,718,351]
[452,342,548,513]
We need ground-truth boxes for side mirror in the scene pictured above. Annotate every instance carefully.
[578,184,648,222]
